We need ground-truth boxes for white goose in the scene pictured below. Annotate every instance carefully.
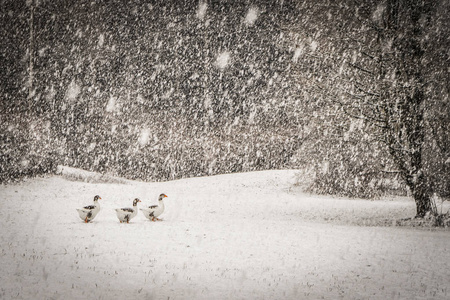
[76,195,102,223]
[141,193,168,221]
[115,198,141,223]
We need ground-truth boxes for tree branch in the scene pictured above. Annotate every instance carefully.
[348,62,375,75]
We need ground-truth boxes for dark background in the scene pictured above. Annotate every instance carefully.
[1,0,448,199]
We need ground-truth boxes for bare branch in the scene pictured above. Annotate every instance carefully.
[348,62,375,75]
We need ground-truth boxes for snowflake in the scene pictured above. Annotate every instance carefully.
[245,7,259,26]
[215,51,230,70]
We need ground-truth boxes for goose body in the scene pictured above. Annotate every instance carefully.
[141,194,168,221]
[115,198,141,223]
[77,195,102,223]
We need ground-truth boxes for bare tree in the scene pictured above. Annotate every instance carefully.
[340,0,447,217]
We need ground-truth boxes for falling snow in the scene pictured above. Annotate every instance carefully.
[138,128,151,146]
[196,2,207,20]
[1,1,449,298]
[245,7,259,26]
[64,80,81,102]
[215,51,231,70]
[98,33,105,47]
[292,47,303,62]
[105,96,117,113]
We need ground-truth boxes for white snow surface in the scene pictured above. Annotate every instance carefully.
[1,168,449,299]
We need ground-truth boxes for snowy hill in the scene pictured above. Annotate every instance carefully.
[1,168,449,299]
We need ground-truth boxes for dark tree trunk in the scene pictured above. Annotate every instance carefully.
[410,173,432,217]
[386,0,433,217]
[406,90,432,217]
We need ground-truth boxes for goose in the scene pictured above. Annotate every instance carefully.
[76,195,102,223]
[141,193,168,221]
[115,198,141,223]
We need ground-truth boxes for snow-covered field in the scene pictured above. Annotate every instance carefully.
[1,167,449,299]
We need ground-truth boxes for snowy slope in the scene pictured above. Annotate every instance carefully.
[0,168,449,299]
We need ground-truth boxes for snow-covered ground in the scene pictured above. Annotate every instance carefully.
[1,167,449,299]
